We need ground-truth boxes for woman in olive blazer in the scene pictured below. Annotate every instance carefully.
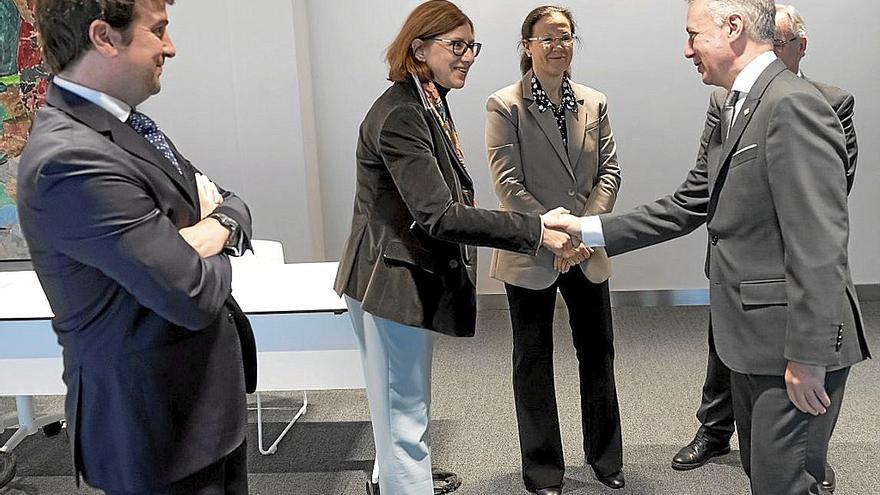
[485,6,624,493]
[334,2,569,493]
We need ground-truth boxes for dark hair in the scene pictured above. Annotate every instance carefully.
[386,0,473,83]
[519,5,576,75]
[34,0,175,74]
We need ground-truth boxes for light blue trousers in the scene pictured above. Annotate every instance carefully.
[345,296,435,495]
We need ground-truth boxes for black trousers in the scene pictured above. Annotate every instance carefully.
[694,322,736,442]
[102,439,248,495]
[505,269,623,491]
[731,368,848,495]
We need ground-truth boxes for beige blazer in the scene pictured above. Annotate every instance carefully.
[486,71,621,289]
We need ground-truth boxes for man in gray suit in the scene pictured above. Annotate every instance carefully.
[671,4,860,491]
[546,1,870,493]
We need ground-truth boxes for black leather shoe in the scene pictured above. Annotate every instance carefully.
[534,488,562,495]
[820,463,836,493]
[595,469,625,489]
[671,435,731,470]
[432,467,461,494]
[0,451,15,489]
[368,468,461,495]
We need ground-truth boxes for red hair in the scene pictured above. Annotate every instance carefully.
[385,0,473,82]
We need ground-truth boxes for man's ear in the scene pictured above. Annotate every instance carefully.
[799,36,808,58]
[727,14,744,39]
[89,20,121,56]
[411,39,427,62]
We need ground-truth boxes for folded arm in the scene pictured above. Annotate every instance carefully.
[36,156,233,330]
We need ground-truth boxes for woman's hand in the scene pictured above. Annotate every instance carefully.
[554,243,592,273]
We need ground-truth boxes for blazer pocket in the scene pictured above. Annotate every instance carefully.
[729,144,758,170]
[382,239,437,275]
[740,278,787,306]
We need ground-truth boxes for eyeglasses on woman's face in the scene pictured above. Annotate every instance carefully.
[428,38,482,57]
[526,32,576,49]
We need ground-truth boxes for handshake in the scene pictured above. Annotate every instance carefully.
[539,207,589,274]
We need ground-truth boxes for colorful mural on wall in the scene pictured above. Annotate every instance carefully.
[0,0,48,260]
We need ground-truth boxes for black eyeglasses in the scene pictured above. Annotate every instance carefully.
[772,36,799,49]
[428,38,482,57]
[526,33,577,49]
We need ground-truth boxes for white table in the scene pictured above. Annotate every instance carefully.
[0,261,363,457]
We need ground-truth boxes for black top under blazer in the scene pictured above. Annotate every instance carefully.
[334,79,543,337]
[17,84,256,493]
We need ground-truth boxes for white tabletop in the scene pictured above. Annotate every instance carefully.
[0,261,345,320]
[0,271,53,320]
[231,261,346,314]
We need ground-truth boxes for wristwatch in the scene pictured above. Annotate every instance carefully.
[208,212,242,256]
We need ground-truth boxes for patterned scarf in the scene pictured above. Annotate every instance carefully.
[420,80,465,163]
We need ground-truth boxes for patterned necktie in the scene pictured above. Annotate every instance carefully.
[720,90,741,140]
[126,111,182,174]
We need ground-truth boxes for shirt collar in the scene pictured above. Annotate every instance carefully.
[531,76,578,114]
[53,76,132,122]
[730,50,777,95]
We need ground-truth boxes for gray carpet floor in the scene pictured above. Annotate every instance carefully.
[2,302,878,494]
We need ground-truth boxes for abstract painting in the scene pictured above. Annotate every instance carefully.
[0,0,48,260]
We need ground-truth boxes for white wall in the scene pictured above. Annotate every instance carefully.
[141,0,325,261]
[147,0,879,293]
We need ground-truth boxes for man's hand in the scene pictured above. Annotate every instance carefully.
[540,207,575,256]
[542,208,584,241]
[784,361,831,416]
[179,217,229,258]
[196,173,223,219]
[554,243,592,273]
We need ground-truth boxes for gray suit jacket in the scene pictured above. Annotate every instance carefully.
[704,77,857,193]
[486,71,621,289]
[600,59,870,375]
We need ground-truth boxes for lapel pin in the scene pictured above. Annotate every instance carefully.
[743,107,750,116]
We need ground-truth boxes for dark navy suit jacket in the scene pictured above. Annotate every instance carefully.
[17,84,256,492]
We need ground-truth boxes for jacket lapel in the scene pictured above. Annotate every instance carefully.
[566,89,587,170]
[521,73,575,181]
[439,113,474,188]
[719,60,786,164]
[46,84,198,209]
[707,59,787,221]
[407,79,474,188]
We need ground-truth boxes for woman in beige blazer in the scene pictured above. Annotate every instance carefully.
[485,6,623,494]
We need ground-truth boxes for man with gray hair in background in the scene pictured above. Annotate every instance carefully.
[543,0,870,493]
[670,4,860,493]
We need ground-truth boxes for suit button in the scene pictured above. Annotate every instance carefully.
[227,312,234,323]
[567,189,576,197]
[449,260,459,269]
[711,235,719,246]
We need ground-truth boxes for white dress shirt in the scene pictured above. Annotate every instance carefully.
[52,76,132,122]
[580,51,778,245]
